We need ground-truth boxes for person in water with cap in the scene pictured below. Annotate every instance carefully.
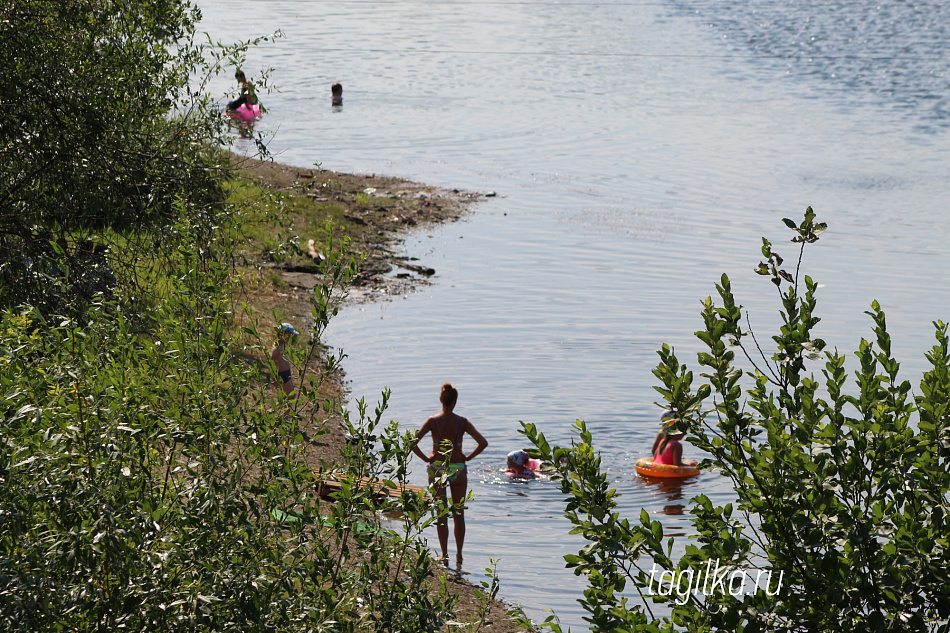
[651,409,697,468]
[411,383,488,566]
[271,322,297,395]
[506,449,536,478]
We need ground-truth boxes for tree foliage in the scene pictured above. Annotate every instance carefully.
[526,209,950,632]
[0,216,468,631]
[0,0,243,311]
[0,2,492,629]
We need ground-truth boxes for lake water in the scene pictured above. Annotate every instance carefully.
[198,1,950,628]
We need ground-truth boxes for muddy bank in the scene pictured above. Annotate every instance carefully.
[236,156,487,302]
[231,156,529,631]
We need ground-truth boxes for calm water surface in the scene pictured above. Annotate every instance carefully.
[199,1,950,627]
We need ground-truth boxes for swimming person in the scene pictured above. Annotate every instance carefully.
[412,383,488,565]
[331,82,343,106]
[506,449,536,479]
[651,410,697,468]
[271,323,296,395]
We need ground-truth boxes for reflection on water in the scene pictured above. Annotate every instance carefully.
[635,474,703,516]
[197,0,950,628]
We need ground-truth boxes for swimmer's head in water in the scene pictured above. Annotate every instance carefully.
[440,382,458,408]
[507,450,529,466]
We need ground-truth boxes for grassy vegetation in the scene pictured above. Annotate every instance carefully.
[0,167,478,629]
[4,0,514,626]
[0,138,526,629]
[226,164,422,264]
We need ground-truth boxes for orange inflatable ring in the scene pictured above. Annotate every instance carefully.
[635,457,699,479]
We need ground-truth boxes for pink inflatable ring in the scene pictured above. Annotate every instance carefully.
[230,103,261,123]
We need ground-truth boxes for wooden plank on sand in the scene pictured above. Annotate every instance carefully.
[315,471,427,500]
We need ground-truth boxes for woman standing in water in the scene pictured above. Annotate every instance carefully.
[412,383,488,565]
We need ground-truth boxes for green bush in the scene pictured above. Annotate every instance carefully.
[0,0,270,312]
[0,2,498,630]
[525,209,950,632]
[0,226,467,631]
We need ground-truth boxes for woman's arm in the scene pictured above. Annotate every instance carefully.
[462,418,488,461]
[411,418,434,463]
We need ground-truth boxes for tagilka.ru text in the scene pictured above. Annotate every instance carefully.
[648,559,784,605]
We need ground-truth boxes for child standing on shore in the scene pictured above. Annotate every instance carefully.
[271,323,297,395]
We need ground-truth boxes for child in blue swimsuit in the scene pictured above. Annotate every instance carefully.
[271,323,296,395]
[412,382,488,566]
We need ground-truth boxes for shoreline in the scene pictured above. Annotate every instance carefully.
[234,155,483,303]
[232,155,531,631]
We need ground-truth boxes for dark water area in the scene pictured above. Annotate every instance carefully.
[198,0,950,627]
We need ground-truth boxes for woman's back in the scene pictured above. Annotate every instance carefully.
[429,412,467,462]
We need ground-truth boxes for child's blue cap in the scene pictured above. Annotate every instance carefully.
[278,323,297,335]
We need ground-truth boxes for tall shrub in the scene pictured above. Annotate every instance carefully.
[525,209,950,632]
[0,224,464,631]
[0,0,260,311]
[0,2,477,629]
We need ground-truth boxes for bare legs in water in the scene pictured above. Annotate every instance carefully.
[412,383,488,567]
[431,468,468,565]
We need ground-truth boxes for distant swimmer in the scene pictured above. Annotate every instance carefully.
[331,82,343,107]
[411,383,488,566]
